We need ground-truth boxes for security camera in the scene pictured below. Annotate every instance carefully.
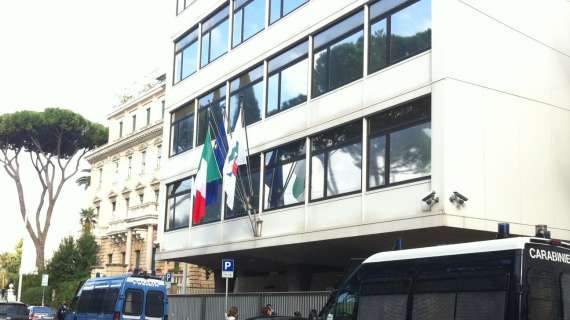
[422,191,439,209]
[450,191,468,205]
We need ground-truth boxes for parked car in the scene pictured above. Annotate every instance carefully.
[0,301,29,320]
[28,306,55,320]
[68,274,168,320]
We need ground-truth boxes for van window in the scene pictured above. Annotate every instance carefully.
[145,291,165,317]
[561,274,570,320]
[101,288,120,314]
[527,269,555,320]
[76,289,93,313]
[124,289,144,316]
[88,288,106,313]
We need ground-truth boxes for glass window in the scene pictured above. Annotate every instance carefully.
[369,18,387,73]
[101,288,119,314]
[145,291,165,318]
[527,269,555,320]
[176,0,191,15]
[226,155,261,219]
[170,102,195,155]
[77,289,93,313]
[267,41,308,116]
[194,180,222,226]
[201,5,229,67]
[562,274,570,320]
[312,11,364,97]
[311,121,362,200]
[197,85,227,146]
[229,65,264,130]
[174,28,199,83]
[165,177,193,231]
[412,293,455,320]
[233,0,265,47]
[368,96,430,189]
[264,140,306,210]
[269,0,308,24]
[358,295,407,320]
[123,290,144,316]
[390,0,431,64]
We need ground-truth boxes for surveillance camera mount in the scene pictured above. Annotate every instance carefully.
[449,191,468,206]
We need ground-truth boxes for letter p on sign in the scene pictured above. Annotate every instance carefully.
[222,259,234,278]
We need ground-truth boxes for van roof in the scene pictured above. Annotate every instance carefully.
[363,237,569,264]
[83,275,166,288]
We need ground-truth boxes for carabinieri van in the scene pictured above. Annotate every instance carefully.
[320,227,570,320]
[70,274,168,320]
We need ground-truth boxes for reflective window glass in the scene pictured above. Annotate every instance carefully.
[229,65,264,130]
[123,290,143,316]
[145,291,165,318]
[201,5,229,67]
[166,177,193,231]
[226,155,261,219]
[369,18,387,73]
[368,135,386,188]
[264,140,306,209]
[174,29,199,83]
[390,0,431,63]
[170,103,195,156]
[270,0,308,24]
[233,0,265,47]
[389,123,431,183]
[310,121,362,200]
[181,42,198,79]
[197,85,227,146]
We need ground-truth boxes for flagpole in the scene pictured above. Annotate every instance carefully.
[238,98,262,237]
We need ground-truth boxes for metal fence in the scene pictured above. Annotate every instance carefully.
[168,291,330,320]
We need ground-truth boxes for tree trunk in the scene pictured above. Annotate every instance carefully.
[34,239,45,271]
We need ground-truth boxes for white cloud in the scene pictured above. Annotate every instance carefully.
[0,0,172,272]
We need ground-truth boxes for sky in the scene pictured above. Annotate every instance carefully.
[0,0,172,272]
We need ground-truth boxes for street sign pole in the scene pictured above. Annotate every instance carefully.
[41,274,49,306]
[221,259,235,314]
[41,286,45,306]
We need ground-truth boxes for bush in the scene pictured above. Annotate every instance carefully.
[22,286,52,306]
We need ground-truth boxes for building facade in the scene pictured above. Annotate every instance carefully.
[158,0,570,292]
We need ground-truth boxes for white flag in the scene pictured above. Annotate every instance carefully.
[223,112,247,209]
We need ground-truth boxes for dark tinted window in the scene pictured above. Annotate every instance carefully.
[88,288,106,313]
[226,155,261,219]
[562,274,570,320]
[197,85,227,146]
[229,65,264,130]
[145,291,165,317]
[0,304,28,318]
[171,102,195,155]
[528,269,555,320]
[76,289,93,313]
[101,288,119,314]
[123,290,144,316]
[166,176,193,231]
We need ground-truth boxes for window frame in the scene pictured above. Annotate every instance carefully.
[368,0,432,75]
[232,0,266,48]
[366,95,431,191]
[196,84,227,147]
[164,176,194,232]
[122,289,144,317]
[169,103,196,157]
[263,139,307,211]
[265,39,309,117]
[309,121,363,202]
[311,9,365,98]
[225,154,261,220]
[173,27,199,84]
[145,291,165,318]
[176,0,192,15]
[229,64,264,131]
[269,0,309,25]
[200,4,230,68]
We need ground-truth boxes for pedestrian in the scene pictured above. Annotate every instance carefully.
[56,301,68,320]
[308,309,318,320]
[266,304,274,315]
[225,306,239,320]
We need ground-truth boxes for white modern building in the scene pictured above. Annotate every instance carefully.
[158,0,570,292]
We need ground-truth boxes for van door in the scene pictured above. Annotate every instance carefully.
[123,289,145,320]
[144,291,165,320]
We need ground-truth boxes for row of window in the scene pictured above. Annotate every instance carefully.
[76,287,164,318]
[170,0,431,156]
[174,0,309,83]
[165,96,431,231]
[97,147,162,186]
[106,250,141,267]
[117,100,165,140]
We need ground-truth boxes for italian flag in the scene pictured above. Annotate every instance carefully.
[192,129,221,224]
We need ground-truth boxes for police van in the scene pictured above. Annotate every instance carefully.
[70,274,168,320]
[320,225,570,320]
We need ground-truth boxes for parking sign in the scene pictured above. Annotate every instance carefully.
[221,259,234,278]
[165,272,172,283]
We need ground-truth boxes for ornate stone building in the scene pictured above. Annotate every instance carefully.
[86,74,214,292]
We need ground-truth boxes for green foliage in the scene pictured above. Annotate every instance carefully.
[20,233,100,307]
[0,240,22,289]
[0,108,108,158]
[79,208,98,233]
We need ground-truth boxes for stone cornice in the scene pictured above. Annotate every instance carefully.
[107,83,166,119]
[86,121,163,163]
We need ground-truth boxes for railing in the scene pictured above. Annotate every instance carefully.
[168,291,330,320]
